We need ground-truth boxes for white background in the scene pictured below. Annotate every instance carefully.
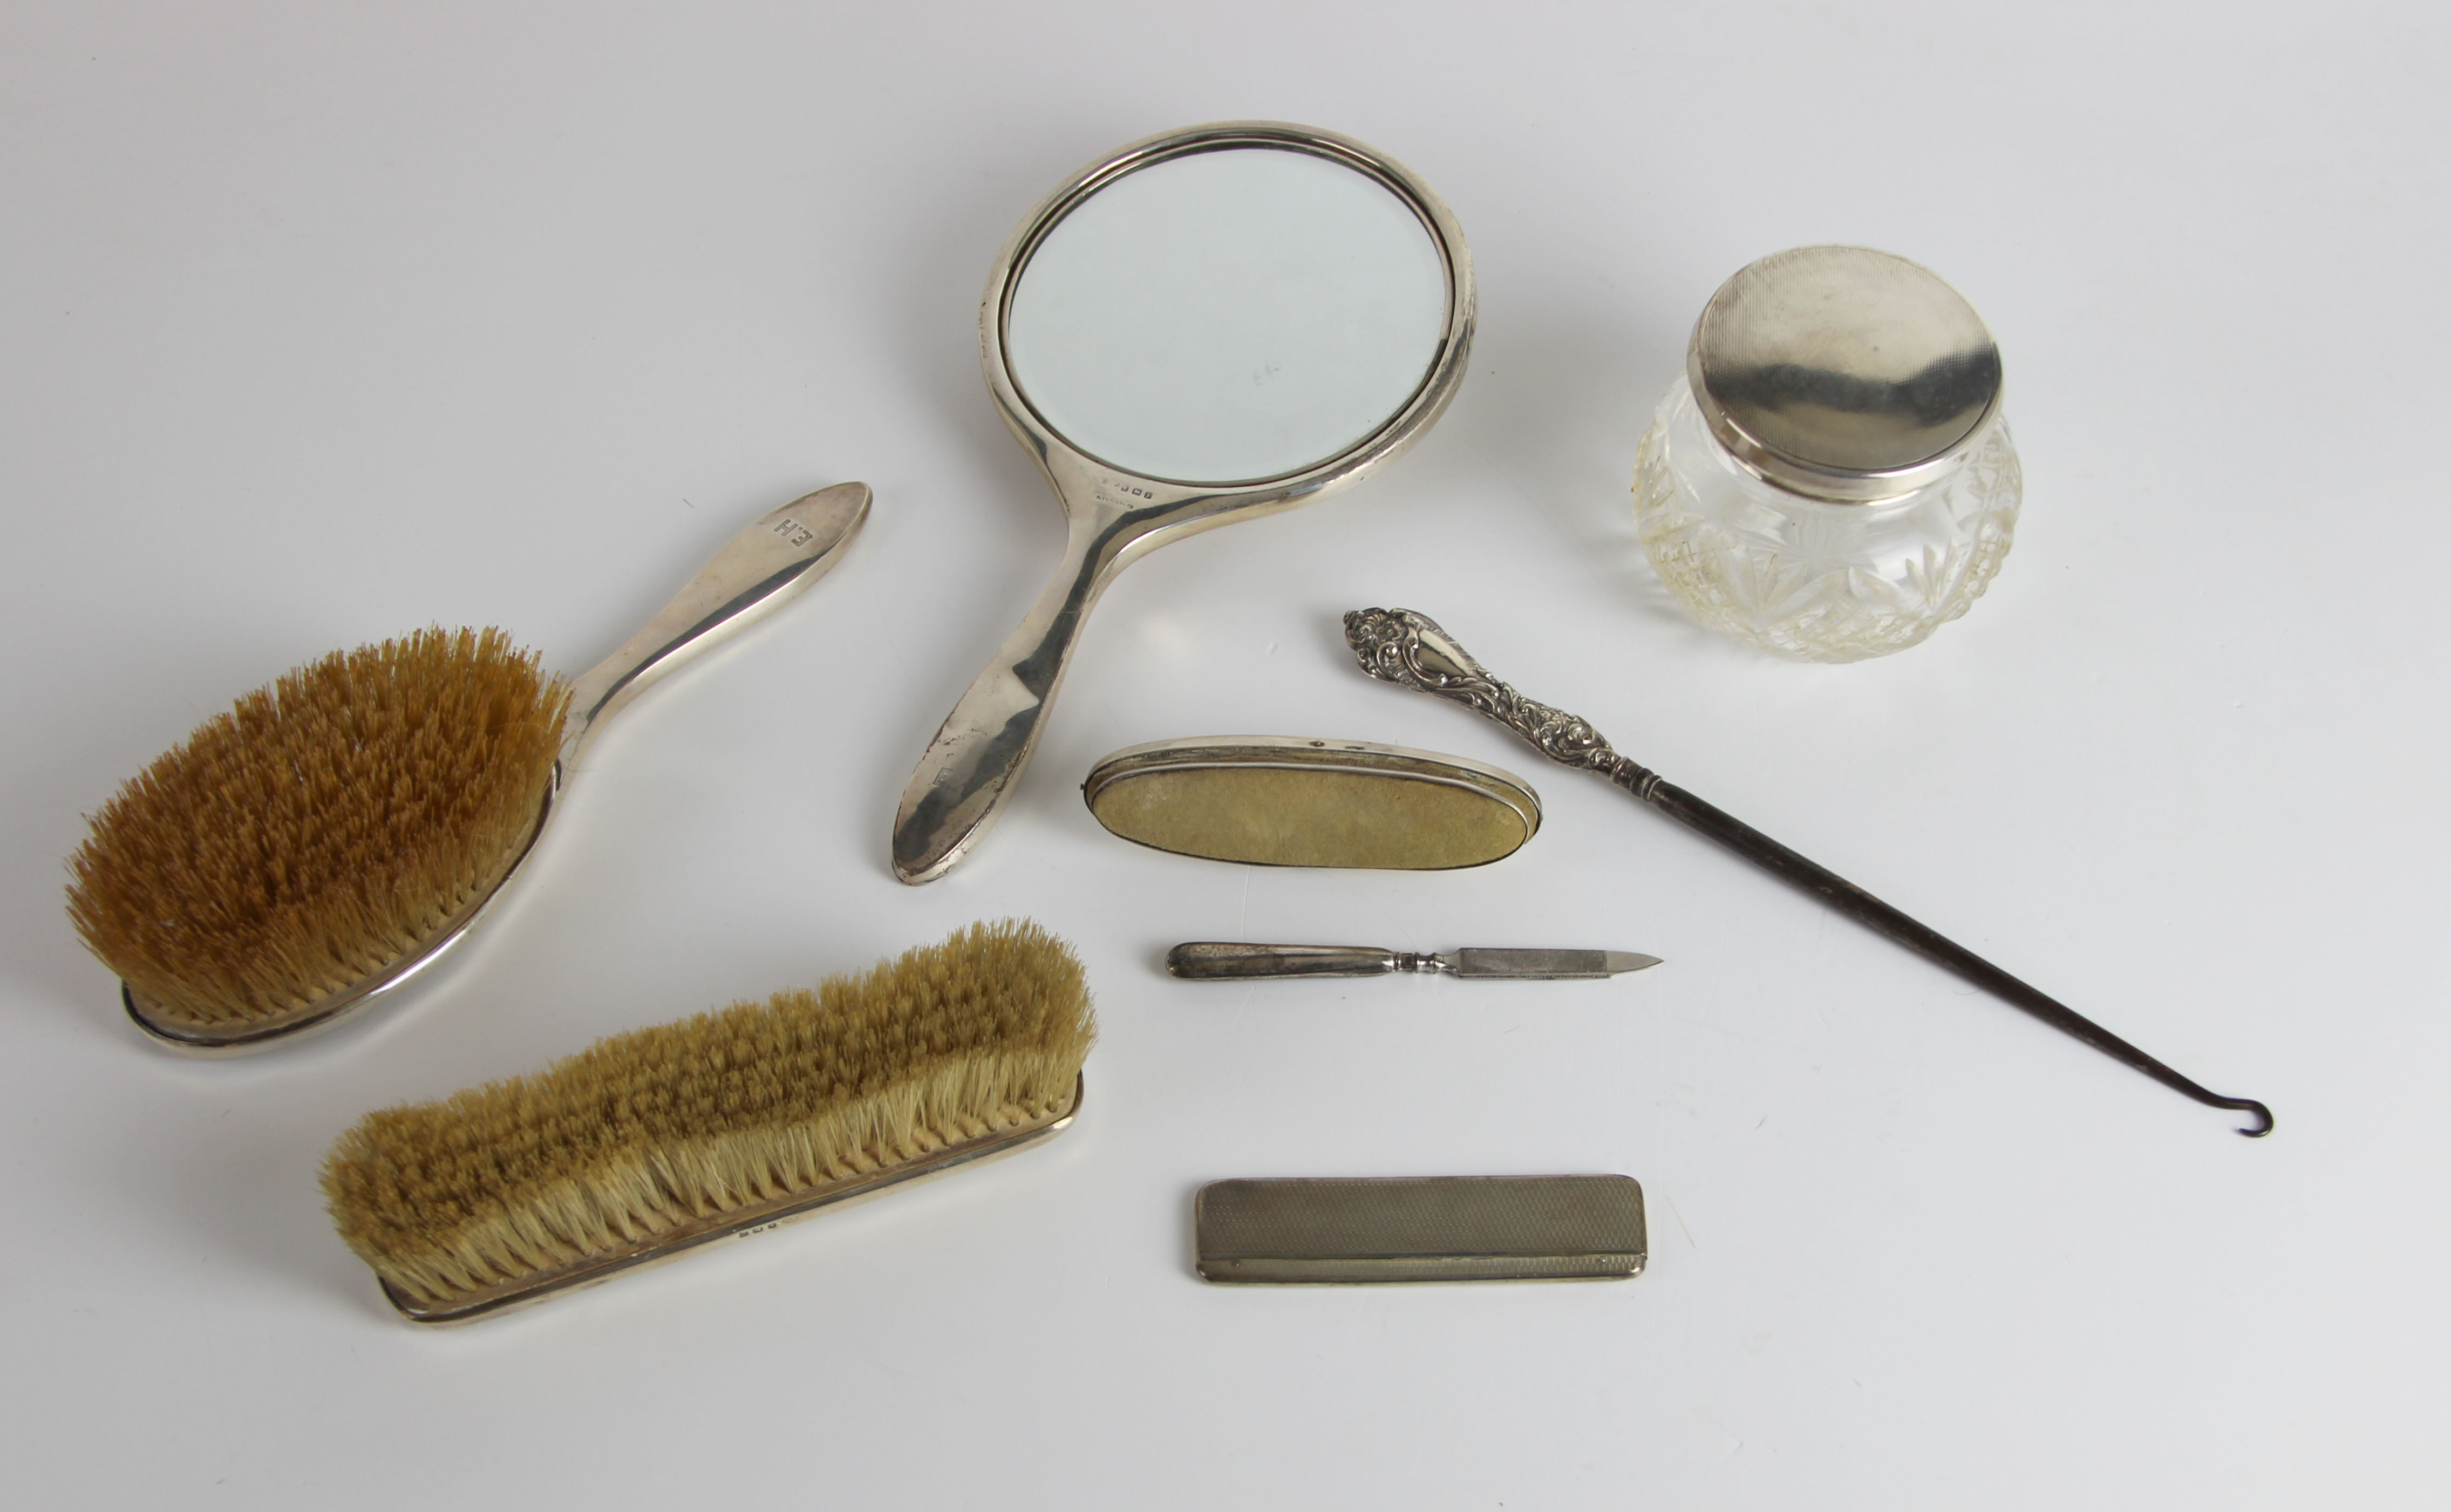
[4,3,2445,1507]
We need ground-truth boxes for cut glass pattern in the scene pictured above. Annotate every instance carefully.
[1631,377,2021,662]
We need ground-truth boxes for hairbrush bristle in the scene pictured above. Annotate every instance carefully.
[66,627,569,1030]
[321,921,1095,1312]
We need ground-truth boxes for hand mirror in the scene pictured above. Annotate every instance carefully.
[893,121,1474,882]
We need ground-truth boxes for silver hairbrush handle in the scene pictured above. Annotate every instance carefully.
[560,482,870,767]
[1166,943,1417,979]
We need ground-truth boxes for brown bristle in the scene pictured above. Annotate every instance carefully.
[66,627,570,1029]
[321,921,1095,1309]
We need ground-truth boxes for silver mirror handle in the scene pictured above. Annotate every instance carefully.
[561,483,870,768]
[891,517,1126,884]
[1166,943,1408,979]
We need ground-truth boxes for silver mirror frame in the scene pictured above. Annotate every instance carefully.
[987,120,1476,494]
[891,121,1474,884]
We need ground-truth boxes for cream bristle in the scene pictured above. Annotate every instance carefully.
[64,628,569,1028]
[321,921,1096,1309]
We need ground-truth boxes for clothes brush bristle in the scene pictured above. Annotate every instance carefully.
[65,626,569,1029]
[322,921,1095,1309]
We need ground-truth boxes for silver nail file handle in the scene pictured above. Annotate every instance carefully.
[1166,942,1409,979]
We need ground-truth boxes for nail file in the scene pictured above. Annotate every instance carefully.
[1166,942,1661,980]
[1195,1175,1646,1284]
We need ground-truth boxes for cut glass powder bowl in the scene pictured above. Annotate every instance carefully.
[1630,246,2023,663]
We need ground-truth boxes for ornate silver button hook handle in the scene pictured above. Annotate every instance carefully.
[1343,607,2273,1137]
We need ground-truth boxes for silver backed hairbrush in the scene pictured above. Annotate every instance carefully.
[70,485,869,1054]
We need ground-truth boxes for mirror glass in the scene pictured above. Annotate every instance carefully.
[1004,146,1451,485]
